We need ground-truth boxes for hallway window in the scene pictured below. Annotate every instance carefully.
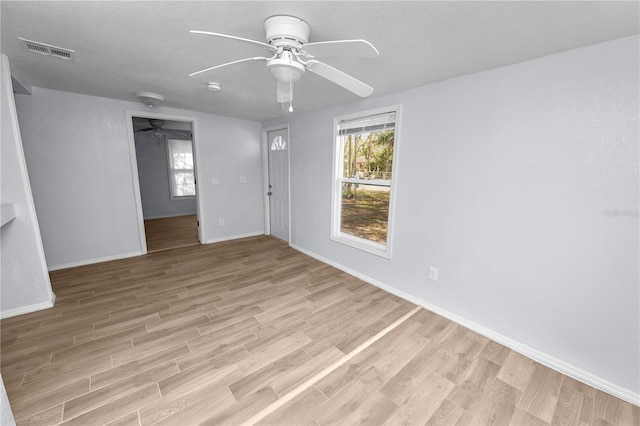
[331,106,399,258]
[167,139,195,198]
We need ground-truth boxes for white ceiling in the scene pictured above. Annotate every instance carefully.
[2,1,638,122]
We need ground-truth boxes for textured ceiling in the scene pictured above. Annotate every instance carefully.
[2,1,638,121]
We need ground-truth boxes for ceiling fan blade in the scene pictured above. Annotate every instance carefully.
[189,56,268,77]
[190,30,275,51]
[163,130,192,138]
[134,127,154,133]
[302,40,379,58]
[307,61,374,97]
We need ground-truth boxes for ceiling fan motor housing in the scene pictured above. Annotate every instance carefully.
[148,119,165,128]
[264,15,311,48]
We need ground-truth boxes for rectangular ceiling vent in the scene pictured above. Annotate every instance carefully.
[18,38,75,61]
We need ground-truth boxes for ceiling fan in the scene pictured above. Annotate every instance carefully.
[189,15,380,111]
[134,119,192,142]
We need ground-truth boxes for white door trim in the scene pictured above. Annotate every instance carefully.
[261,124,291,242]
[125,110,204,254]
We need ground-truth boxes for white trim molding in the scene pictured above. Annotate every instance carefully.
[48,251,142,271]
[125,110,204,253]
[205,232,265,245]
[290,242,640,407]
[1,293,56,319]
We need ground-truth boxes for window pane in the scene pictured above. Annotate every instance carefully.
[173,152,193,170]
[174,172,195,196]
[340,184,390,244]
[342,130,394,180]
[167,139,195,197]
[270,135,287,151]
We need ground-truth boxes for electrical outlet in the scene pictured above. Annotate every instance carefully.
[219,218,224,226]
[239,176,247,184]
[211,178,219,185]
[429,266,438,281]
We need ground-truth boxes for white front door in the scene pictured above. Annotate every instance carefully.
[267,128,289,241]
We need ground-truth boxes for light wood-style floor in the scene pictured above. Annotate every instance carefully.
[144,214,199,253]
[1,236,638,425]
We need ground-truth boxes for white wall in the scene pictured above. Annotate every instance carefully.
[0,374,15,426]
[263,35,639,400]
[14,88,264,269]
[134,132,197,220]
[0,54,54,319]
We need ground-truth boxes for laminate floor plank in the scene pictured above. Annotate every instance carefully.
[255,386,325,426]
[517,363,564,423]
[144,214,199,253]
[103,411,140,426]
[139,382,236,426]
[91,344,190,390]
[2,236,637,425]
[8,378,90,422]
[312,366,390,425]
[384,372,455,425]
[14,403,64,426]
[62,362,178,421]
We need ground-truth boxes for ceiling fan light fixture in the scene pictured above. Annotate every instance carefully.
[136,92,164,108]
[267,57,305,85]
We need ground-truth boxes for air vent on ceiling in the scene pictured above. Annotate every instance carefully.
[18,38,75,60]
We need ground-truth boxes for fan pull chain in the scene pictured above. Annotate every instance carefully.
[288,64,293,112]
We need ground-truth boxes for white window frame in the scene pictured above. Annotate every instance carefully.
[331,105,401,259]
[166,138,196,199]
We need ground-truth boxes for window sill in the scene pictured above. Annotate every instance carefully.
[331,233,390,259]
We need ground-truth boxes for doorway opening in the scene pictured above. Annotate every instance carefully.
[127,111,203,253]
[262,125,290,242]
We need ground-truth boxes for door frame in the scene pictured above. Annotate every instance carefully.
[125,110,204,254]
[261,124,291,242]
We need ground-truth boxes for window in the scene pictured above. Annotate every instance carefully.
[331,106,399,258]
[271,135,287,151]
[167,139,195,198]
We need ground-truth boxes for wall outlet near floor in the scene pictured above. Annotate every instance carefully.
[428,266,438,281]
[239,176,247,184]
[219,218,224,226]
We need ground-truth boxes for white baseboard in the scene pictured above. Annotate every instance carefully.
[48,251,143,271]
[143,212,197,220]
[1,293,56,319]
[205,232,264,244]
[290,243,640,407]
